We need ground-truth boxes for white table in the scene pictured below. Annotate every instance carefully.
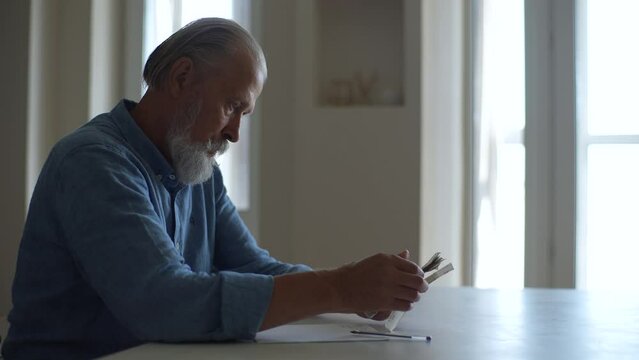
[104,287,639,359]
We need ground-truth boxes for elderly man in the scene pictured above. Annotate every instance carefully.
[2,18,427,359]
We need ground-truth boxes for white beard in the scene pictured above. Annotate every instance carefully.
[167,101,229,185]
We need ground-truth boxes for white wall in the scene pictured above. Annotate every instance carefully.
[257,1,421,268]
[256,0,299,262]
[258,0,465,280]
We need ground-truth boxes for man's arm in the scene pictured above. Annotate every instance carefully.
[57,147,426,339]
[56,145,273,341]
[261,253,428,330]
[206,168,428,329]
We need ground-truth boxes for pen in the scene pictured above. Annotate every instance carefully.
[350,330,431,342]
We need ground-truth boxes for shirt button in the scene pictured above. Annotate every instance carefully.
[175,242,181,252]
[168,174,176,181]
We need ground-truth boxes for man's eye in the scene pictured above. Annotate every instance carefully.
[226,102,241,115]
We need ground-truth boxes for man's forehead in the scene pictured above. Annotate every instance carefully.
[207,54,263,84]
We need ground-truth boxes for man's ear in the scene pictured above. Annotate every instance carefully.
[167,57,195,97]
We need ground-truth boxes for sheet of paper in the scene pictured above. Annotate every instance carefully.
[255,324,387,344]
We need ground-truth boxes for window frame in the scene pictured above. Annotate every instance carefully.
[522,0,577,288]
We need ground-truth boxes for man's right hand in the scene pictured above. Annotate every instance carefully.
[260,250,428,331]
[324,250,428,314]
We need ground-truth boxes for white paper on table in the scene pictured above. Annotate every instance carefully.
[255,324,388,344]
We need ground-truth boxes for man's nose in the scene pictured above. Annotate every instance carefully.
[222,114,241,143]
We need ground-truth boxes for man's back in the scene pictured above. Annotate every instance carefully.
[3,106,146,358]
[2,100,307,359]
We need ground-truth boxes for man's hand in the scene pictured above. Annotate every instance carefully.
[356,250,424,320]
[328,250,428,314]
[260,250,428,331]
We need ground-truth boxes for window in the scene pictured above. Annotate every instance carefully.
[576,0,639,290]
[143,0,252,210]
[471,0,639,290]
[472,0,526,289]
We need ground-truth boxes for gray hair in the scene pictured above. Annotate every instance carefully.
[143,17,266,89]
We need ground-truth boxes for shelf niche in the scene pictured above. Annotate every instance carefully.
[315,0,405,107]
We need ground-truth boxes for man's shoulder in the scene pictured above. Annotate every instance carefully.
[52,113,132,165]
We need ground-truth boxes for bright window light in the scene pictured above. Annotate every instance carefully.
[584,145,639,289]
[474,0,526,289]
[585,0,639,136]
[578,0,639,290]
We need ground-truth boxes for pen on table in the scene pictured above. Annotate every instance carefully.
[350,330,431,342]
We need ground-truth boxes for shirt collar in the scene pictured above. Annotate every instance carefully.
[110,99,182,189]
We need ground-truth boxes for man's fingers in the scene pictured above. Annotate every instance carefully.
[390,299,413,312]
[397,273,428,292]
[391,255,424,277]
[394,286,421,302]
[371,311,391,321]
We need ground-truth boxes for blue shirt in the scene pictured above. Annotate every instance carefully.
[2,100,310,359]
